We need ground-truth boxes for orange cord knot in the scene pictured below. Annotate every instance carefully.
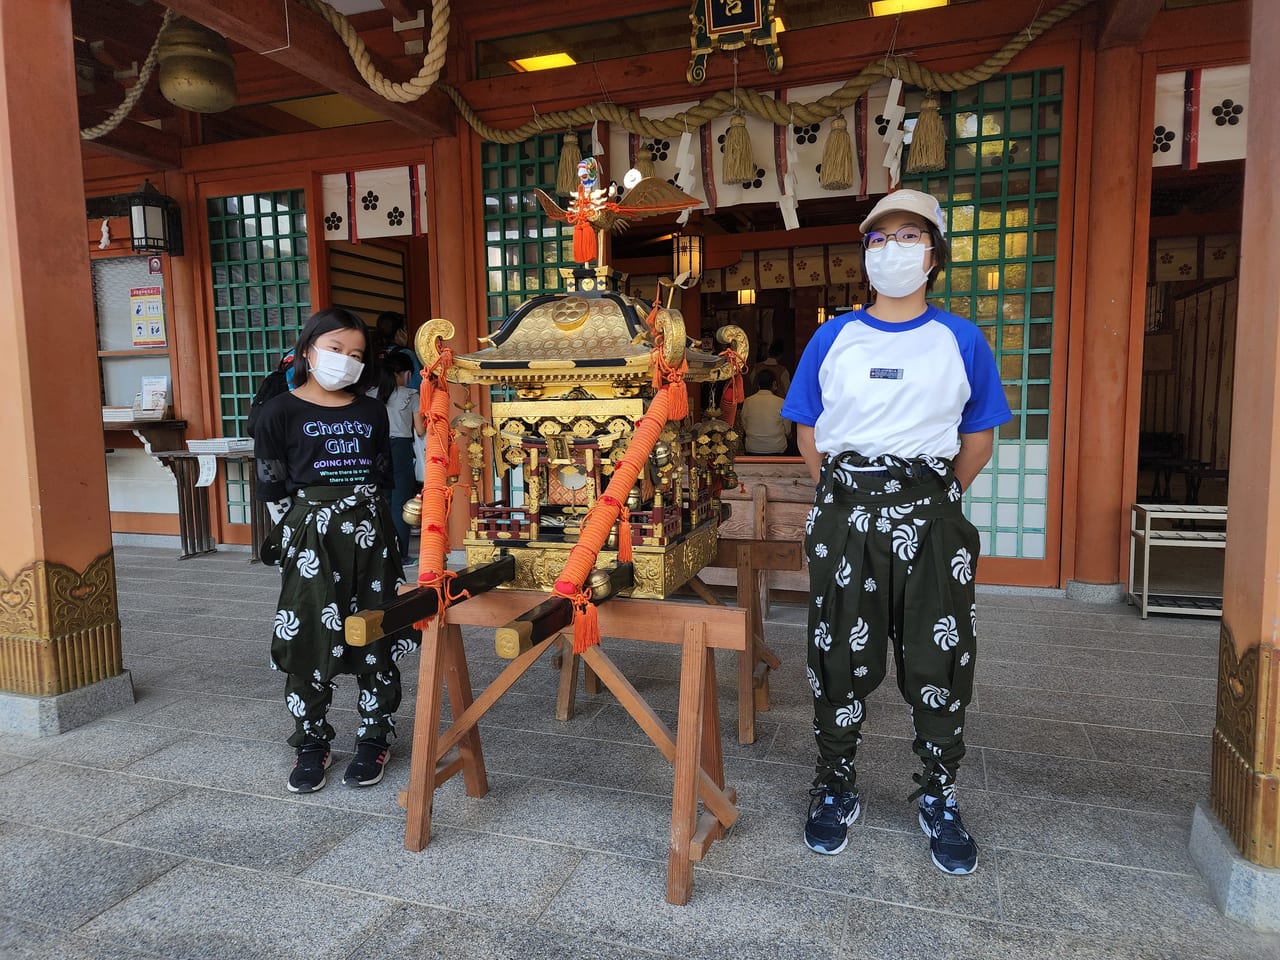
[412,569,448,631]
[554,580,600,654]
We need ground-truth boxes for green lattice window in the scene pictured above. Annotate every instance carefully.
[207,189,311,523]
[480,133,595,514]
[905,69,1063,560]
[481,133,592,334]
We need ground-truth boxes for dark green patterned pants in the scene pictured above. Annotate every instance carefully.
[805,452,981,802]
[283,668,402,747]
[263,484,419,748]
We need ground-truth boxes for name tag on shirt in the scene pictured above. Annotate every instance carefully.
[869,367,903,380]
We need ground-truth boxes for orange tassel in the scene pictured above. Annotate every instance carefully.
[617,507,633,563]
[571,597,600,654]
[732,372,745,402]
[447,439,460,479]
[668,379,688,421]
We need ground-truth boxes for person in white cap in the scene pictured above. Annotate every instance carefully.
[781,188,1012,874]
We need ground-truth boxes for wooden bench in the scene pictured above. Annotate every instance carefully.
[1127,503,1227,618]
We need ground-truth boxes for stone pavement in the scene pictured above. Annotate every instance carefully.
[2,545,1279,960]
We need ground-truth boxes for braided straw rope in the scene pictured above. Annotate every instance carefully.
[80,9,176,140]
[298,0,450,103]
[437,0,1093,143]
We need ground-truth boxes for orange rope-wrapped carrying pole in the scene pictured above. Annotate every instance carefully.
[553,386,675,653]
[414,346,464,628]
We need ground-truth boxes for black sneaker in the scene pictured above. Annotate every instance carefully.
[287,739,331,794]
[918,796,979,875]
[343,738,391,787]
[804,786,861,855]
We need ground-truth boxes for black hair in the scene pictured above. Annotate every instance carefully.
[372,349,414,404]
[384,350,413,374]
[923,222,950,292]
[756,369,777,392]
[767,339,785,359]
[291,307,376,393]
[374,311,406,348]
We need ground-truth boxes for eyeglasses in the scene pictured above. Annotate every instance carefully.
[862,227,925,250]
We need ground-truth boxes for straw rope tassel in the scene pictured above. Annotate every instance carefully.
[556,132,582,196]
[722,115,756,185]
[636,146,656,179]
[906,91,947,173]
[819,115,855,190]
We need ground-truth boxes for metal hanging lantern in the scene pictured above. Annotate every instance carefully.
[126,180,183,256]
[157,16,237,114]
[672,231,704,287]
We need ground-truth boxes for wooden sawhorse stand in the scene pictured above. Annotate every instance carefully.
[689,538,801,744]
[555,540,801,745]
[402,590,747,905]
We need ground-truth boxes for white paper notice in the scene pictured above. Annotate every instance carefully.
[195,455,217,488]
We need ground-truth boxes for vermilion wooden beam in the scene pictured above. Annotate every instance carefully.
[1098,0,1165,50]
[157,0,455,139]
[381,1,422,23]
[80,116,181,169]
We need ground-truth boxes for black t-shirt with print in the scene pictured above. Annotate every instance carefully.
[253,391,393,502]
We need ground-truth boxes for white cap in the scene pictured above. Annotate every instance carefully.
[858,188,947,237]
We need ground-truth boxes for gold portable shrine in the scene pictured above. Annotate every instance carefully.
[418,264,746,600]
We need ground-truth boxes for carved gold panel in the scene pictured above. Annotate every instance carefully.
[0,551,123,696]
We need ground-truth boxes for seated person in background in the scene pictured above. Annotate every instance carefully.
[740,369,794,455]
[756,338,792,396]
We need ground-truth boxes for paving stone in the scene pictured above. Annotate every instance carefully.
[839,900,1173,960]
[103,788,368,874]
[299,818,584,919]
[983,748,1209,816]
[80,860,398,960]
[541,852,846,960]
[996,849,1280,959]
[972,683,1191,733]
[346,900,677,959]
[0,821,181,929]
[1083,725,1212,772]
[702,805,1002,919]
[0,762,183,836]
[3,719,187,770]
[0,913,167,959]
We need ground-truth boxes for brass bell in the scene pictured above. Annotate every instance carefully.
[402,495,423,529]
[652,441,672,468]
[586,567,614,601]
[157,18,237,113]
[625,486,643,511]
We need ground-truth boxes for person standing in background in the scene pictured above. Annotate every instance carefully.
[371,350,425,565]
[373,311,422,391]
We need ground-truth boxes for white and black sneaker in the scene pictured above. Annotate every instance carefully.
[287,739,331,794]
[342,738,390,787]
[803,786,861,855]
[919,796,979,875]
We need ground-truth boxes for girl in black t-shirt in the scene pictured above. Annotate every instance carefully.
[255,307,418,794]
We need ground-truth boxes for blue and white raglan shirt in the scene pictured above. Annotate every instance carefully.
[780,307,1012,460]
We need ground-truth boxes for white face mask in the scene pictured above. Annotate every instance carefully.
[308,348,364,391]
[865,242,933,299]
